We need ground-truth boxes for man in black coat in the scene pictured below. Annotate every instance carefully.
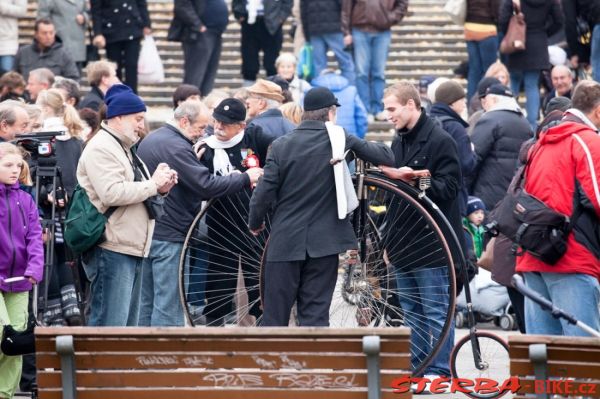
[246,79,296,138]
[248,87,394,327]
[78,60,120,111]
[232,0,292,84]
[381,81,462,378]
[136,100,263,326]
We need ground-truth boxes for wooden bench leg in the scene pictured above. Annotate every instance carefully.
[529,343,548,399]
[56,335,77,399]
[363,335,381,399]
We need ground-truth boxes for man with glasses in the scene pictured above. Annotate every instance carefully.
[246,79,295,138]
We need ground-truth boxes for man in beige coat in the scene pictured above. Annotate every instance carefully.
[77,84,177,326]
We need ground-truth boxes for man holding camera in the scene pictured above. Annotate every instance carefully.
[76,84,178,327]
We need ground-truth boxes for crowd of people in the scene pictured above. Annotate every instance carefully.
[1,0,600,397]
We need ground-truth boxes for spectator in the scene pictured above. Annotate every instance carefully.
[279,101,303,124]
[38,0,88,70]
[78,107,100,138]
[516,80,600,336]
[467,76,501,129]
[266,75,294,103]
[232,0,292,85]
[76,84,178,326]
[249,87,394,326]
[485,61,510,86]
[301,0,355,84]
[342,0,407,121]
[0,0,27,74]
[470,84,532,210]
[78,60,119,111]
[136,100,262,326]
[169,0,227,97]
[464,0,500,102]
[430,80,477,217]
[275,52,311,104]
[25,104,43,132]
[90,0,152,94]
[561,0,600,81]
[13,19,80,81]
[172,84,201,109]
[0,142,43,399]
[312,71,368,138]
[245,79,295,138]
[427,77,450,106]
[419,75,436,114]
[499,0,563,130]
[25,68,55,103]
[380,81,462,378]
[0,71,26,102]
[541,65,574,111]
[53,77,81,108]
[0,100,29,142]
[203,88,230,135]
[544,95,571,116]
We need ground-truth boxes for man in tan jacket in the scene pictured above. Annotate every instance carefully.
[77,84,177,326]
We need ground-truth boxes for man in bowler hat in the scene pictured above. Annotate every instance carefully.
[248,87,395,326]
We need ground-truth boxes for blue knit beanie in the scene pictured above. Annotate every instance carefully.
[105,84,146,119]
[466,196,486,216]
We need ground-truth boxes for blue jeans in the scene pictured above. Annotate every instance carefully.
[139,240,184,326]
[310,32,356,84]
[510,69,540,130]
[83,247,143,326]
[523,272,600,336]
[466,36,498,101]
[0,55,14,72]
[352,29,391,115]
[395,265,454,376]
[592,24,600,82]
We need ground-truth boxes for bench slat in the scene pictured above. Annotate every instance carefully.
[510,345,600,363]
[35,352,410,370]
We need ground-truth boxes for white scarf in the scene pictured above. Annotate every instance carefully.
[204,131,245,176]
[325,122,358,219]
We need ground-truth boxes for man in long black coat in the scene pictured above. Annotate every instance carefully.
[248,87,395,327]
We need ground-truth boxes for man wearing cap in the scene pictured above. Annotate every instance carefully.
[136,100,263,326]
[198,98,273,325]
[248,87,394,326]
[77,84,178,327]
[470,83,532,210]
[246,79,295,138]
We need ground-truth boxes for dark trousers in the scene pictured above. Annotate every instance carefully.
[240,17,282,81]
[106,39,141,93]
[507,286,526,333]
[262,254,338,326]
[182,30,223,96]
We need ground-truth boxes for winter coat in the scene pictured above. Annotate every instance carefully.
[301,0,351,38]
[562,0,600,64]
[78,85,104,111]
[465,0,500,25]
[311,73,368,138]
[0,0,27,57]
[386,110,463,267]
[499,0,563,71]
[430,103,477,217]
[342,0,408,33]
[90,0,151,44]
[247,109,296,140]
[38,0,88,63]
[232,0,293,36]
[136,123,251,243]
[516,113,600,280]
[13,39,80,81]
[0,183,44,293]
[470,99,532,210]
[168,0,229,42]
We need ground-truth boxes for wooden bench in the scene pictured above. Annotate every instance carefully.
[509,334,600,399]
[36,327,411,399]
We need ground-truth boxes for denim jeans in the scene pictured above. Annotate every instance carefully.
[523,272,600,336]
[466,36,498,101]
[352,28,391,115]
[310,32,356,84]
[510,69,540,130]
[83,247,143,326]
[592,24,600,82]
[395,265,454,376]
[0,55,14,72]
[139,240,184,326]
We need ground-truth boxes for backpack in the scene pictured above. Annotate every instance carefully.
[63,184,117,255]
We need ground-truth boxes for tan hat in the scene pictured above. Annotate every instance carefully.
[247,79,285,103]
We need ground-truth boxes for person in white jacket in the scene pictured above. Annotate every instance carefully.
[0,0,27,73]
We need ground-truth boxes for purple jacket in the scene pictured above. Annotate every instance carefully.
[0,182,44,293]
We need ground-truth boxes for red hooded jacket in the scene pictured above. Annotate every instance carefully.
[516,118,600,280]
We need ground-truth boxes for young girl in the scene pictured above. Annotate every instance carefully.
[0,142,43,399]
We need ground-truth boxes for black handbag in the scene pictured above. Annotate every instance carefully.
[86,26,100,64]
[1,319,36,356]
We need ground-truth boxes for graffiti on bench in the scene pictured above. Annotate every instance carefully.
[203,372,358,388]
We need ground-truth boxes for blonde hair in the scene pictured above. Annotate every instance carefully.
[384,81,421,108]
[203,89,230,110]
[87,60,117,86]
[36,89,85,138]
[279,102,303,124]
[0,142,30,185]
[485,61,509,84]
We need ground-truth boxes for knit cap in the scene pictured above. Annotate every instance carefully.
[434,81,466,106]
[105,84,146,119]
[467,196,486,216]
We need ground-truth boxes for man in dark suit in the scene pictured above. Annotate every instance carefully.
[248,87,395,327]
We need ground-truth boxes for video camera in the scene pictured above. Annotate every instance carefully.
[13,131,65,167]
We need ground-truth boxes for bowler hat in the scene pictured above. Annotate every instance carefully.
[304,87,341,111]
